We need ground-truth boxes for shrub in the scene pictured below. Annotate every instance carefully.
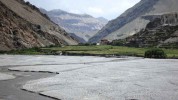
[36,25,41,30]
[47,44,61,48]
[78,43,96,46]
[25,1,30,5]
[111,40,125,46]
[144,48,167,59]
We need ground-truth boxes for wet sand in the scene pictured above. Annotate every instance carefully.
[0,67,56,100]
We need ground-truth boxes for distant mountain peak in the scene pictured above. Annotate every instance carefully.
[97,17,108,23]
[97,17,107,20]
[40,8,108,43]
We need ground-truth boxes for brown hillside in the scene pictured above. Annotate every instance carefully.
[0,0,78,51]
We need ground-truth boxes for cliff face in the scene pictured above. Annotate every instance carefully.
[120,13,178,48]
[142,13,178,27]
[89,0,178,43]
[0,0,78,51]
[40,9,108,43]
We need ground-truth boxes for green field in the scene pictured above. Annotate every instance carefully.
[42,45,178,58]
[1,45,178,58]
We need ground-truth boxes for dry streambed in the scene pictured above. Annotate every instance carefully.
[1,55,178,100]
[0,55,123,100]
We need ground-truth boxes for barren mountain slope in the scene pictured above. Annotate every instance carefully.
[0,0,77,51]
[89,0,178,43]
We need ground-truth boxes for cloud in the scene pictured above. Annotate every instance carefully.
[88,7,104,14]
[25,0,141,20]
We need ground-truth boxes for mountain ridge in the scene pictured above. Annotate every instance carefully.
[40,8,108,43]
[89,0,178,43]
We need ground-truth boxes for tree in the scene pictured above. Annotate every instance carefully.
[144,48,167,59]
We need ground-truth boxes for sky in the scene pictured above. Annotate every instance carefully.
[25,0,140,20]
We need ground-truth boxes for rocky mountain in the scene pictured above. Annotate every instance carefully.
[97,17,108,24]
[89,0,178,43]
[40,8,108,43]
[112,12,178,48]
[0,0,78,51]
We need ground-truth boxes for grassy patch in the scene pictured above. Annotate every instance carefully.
[1,45,178,58]
[42,45,148,56]
[44,45,178,58]
[0,47,57,55]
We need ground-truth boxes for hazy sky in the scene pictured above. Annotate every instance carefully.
[25,0,140,20]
